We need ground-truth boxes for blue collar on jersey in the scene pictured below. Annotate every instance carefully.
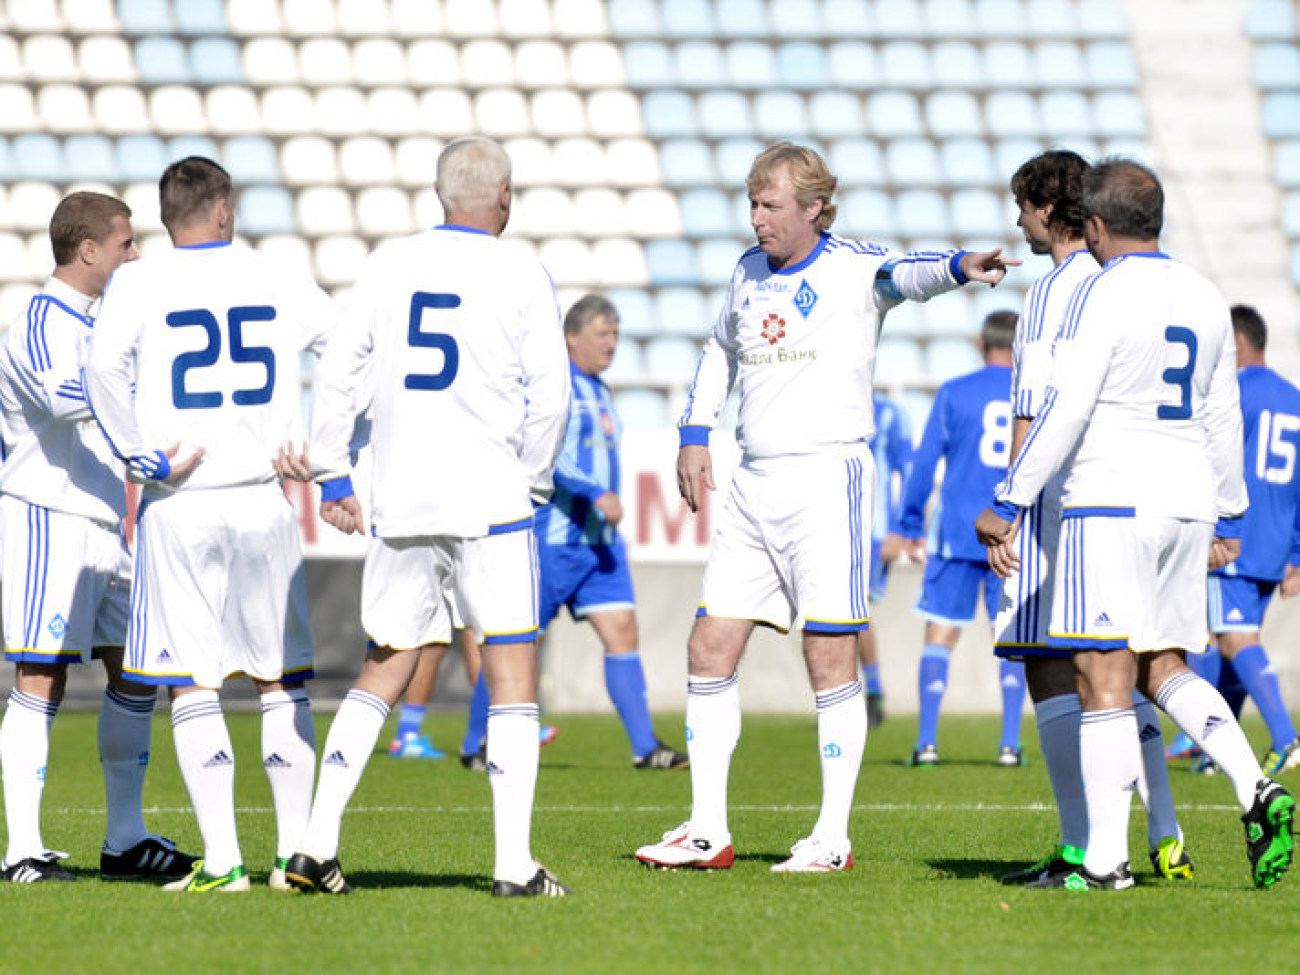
[767,232,828,275]
[436,223,493,236]
[1104,250,1170,268]
[176,241,231,249]
[36,293,93,326]
[569,359,608,384]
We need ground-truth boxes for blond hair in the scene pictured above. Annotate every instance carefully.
[746,142,838,232]
[436,137,512,214]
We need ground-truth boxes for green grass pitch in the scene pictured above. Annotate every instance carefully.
[4,709,1298,974]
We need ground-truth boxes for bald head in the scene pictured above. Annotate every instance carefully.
[1081,158,1163,240]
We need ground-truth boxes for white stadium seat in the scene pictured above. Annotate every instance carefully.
[367,88,421,136]
[298,186,356,235]
[474,88,530,137]
[626,187,683,237]
[407,40,462,86]
[92,85,150,134]
[339,136,396,185]
[63,0,119,32]
[395,136,443,186]
[573,187,629,237]
[282,0,338,36]
[552,137,610,186]
[462,40,516,87]
[281,135,339,185]
[500,0,553,38]
[444,0,500,37]
[207,85,263,135]
[588,90,644,138]
[300,39,355,85]
[531,89,587,137]
[226,0,283,34]
[591,238,650,286]
[150,85,208,135]
[261,87,316,135]
[515,40,569,88]
[37,84,94,134]
[78,35,137,83]
[314,87,370,136]
[570,41,625,88]
[552,0,609,38]
[538,237,594,286]
[244,37,300,85]
[355,186,415,236]
[23,35,80,82]
[503,136,555,186]
[605,138,661,186]
[121,181,163,230]
[313,235,369,285]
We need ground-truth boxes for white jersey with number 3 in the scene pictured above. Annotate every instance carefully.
[998,252,1246,522]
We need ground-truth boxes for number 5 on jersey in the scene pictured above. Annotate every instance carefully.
[406,292,461,391]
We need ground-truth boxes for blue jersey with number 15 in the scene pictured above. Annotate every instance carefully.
[900,364,1011,562]
[1218,365,1300,581]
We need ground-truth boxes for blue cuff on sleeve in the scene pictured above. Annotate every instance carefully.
[992,498,1020,521]
[320,476,355,502]
[131,450,170,482]
[1215,516,1243,540]
[949,251,969,285]
[679,425,710,448]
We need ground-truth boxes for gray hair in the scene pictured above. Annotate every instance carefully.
[436,137,512,214]
[564,293,619,336]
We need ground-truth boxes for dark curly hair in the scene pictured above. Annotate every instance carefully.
[1009,149,1090,238]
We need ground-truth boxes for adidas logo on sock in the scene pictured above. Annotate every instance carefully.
[925,680,945,693]
[1203,715,1228,738]
[202,750,233,768]
[263,753,291,769]
[486,761,504,775]
[1138,723,1161,743]
[323,750,348,768]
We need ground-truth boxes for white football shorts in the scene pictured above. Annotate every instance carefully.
[1046,509,1212,655]
[992,478,1066,659]
[362,519,538,650]
[1,495,130,664]
[700,444,874,634]
[125,484,313,687]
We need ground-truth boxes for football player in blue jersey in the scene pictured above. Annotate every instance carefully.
[898,312,1026,767]
[856,392,914,728]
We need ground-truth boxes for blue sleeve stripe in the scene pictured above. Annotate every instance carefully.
[488,514,535,535]
[26,299,51,371]
[679,424,710,447]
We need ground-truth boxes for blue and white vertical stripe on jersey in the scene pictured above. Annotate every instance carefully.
[1000,386,1058,495]
[1065,517,1083,635]
[1057,259,1117,342]
[127,507,151,678]
[846,457,867,623]
[25,297,52,370]
[1009,499,1042,644]
[1025,252,1081,343]
[22,503,49,650]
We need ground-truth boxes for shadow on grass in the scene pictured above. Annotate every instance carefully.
[345,871,490,892]
[926,858,1027,881]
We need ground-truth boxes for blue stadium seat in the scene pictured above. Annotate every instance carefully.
[839,188,896,238]
[676,41,728,88]
[1246,0,1297,41]
[645,335,702,378]
[895,189,950,237]
[886,138,941,186]
[926,91,984,137]
[1276,141,1300,188]
[986,91,1041,137]
[191,38,244,86]
[698,239,741,286]
[726,41,777,89]
[715,0,769,38]
[117,0,172,34]
[64,134,120,181]
[754,90,810,138]
[606,287,656,338]
[660,139,715,186]
[174,0,227,35]
[875,337,924,379]
[0,139,10,181]
[1034,42,1086,88]
[975,0,1027,38]
[1282,192,1300,237]
[777,42,830,89]
[679,187,733,237]
[829,138,885,187]
[698,90,753,138]
[867,91,923,138]
[828,42,880,88]
[730,190,753,234]
[237,185,297,235]
[12,134,63,180]
[662,0,715,37]
[1041,91,1095,137]
[944,141,1002,194]
[607,0,662,37]
[1026,0,1077,37]
[623,41,675,87]
[601,339,648,382]
[984,41,1034,87]
[951,189,1005,236]
[613,388,671,428]
[926,338,982,380]
[1085,41,1138,87]
[810,91,864,139]
[933,42,985,88]
[134,37,192,84]
[222,135,279,183]
[882,42,930,88]
[117,134,166,181]
[656,287,710,335]
[1094,90,1146,137]
[642,89,698,138]
[1256,45,1300,90]
[646,239,700,286]
[715,138,764,183]
[167,136,219,164]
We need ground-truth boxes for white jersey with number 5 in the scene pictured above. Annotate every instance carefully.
[85,242,333,495]
[997,252,1246,522]
[310,225,571,539]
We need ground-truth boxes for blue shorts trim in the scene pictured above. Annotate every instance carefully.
[803,618,870,634]
[489,515,535,536]
[695,608,789,635]
[1060,506,1135,520]
[483,628,539,645]
[1046,634,1130,651]
[5,649,83,665]
[993,642,1072,661]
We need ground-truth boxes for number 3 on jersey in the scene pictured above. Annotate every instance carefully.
[1159,326,1197,420]
[170,306,276,409]
[406,292,460,391]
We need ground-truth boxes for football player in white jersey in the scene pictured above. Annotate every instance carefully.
[0,192,197,884]
[277,137,572,898]
[84,158,331,892]
[980,151,1190,886]
[981,159,1294,889]
[634,142,1017,874]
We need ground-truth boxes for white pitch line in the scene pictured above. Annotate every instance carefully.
[48,801,1243,815]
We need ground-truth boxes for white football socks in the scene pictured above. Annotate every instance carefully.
[810,681,867,846]
[1034,692,1087,851]
[260,688,317,861]
[487,703,540,885]
[1080,707,1140,877]
[685,674,740,843]
[171,690,241,876]
[298,688,388,859]
[1,690,58,864]
[99,688,155,853]
[1156,670,1265,811]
